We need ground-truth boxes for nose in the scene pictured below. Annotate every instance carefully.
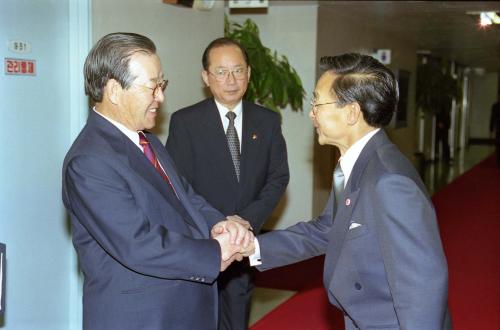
[155,88,165,103]
[226,71,237,84]
[309,109,315,120]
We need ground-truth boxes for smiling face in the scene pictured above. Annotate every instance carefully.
[117,53,165,131]
[201,45,250,110]
[309,72,350,151]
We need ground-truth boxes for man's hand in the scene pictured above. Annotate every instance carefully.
[214,232,246,271]
[212,219,256,271]
[226,215,253,231]
[211,217,254,248]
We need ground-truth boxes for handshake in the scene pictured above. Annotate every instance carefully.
[211,215,256,271]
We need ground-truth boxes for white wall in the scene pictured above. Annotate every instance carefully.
[468,72,498,139]
[92,0,225,142]
[0,0,88,328]
[228,5,319,229]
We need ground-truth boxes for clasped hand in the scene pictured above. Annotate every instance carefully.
[212,215,255,271]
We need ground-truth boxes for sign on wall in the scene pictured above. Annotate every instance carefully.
[4,58,36,76]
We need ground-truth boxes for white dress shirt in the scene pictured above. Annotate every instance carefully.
[338,128,380,187]
[214,99,243,150]
[94,108,142,150]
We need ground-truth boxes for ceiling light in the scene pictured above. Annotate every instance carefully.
[466,11,500,26]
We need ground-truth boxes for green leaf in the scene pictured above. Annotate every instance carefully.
[224,15,305,113]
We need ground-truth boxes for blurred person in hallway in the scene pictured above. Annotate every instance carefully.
[435,105,451,163]
[166,37,289,330]
[251,53,451,330]
[62,32,253,330]
[490,95,500,167]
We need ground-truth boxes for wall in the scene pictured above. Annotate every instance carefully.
[468,72,498,139]
[92,0,225,142]
[228,5,319,229]
[0,0,88,328]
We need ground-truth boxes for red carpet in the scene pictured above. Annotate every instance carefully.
[252,155,500,329]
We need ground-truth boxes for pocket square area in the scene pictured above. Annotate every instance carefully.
[349,222,362,230]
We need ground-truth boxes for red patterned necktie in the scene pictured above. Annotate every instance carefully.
[138,131,179,199]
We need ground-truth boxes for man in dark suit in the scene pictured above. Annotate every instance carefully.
[490,95,500,167]
[62,32,253,330]
[166,38,289,330]
[252,54,450,329]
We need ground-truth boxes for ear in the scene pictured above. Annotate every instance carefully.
[346,102,362,126]
[104,79,122,105]
[201,70,210,87]
[247,66,251,81]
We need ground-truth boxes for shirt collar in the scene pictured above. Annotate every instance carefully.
[93,107,141,148]
[339,128,380,187]
[214,99,243,119]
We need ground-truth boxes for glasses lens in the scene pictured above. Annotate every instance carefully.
[233,68,246,80]
[159,79,167,91]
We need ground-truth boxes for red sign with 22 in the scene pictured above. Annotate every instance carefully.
[5,58,36,76]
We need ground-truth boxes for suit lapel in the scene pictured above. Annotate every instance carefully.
[326,130,386,278]
[201,99,239,183]
[148,135,209,237]
[240,102,263,186]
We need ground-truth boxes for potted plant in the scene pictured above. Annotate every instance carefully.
[225,17,305,113]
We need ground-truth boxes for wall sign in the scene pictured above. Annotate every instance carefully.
[4,58,36,76]
[8,40,31,54]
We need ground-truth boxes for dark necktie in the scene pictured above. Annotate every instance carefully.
[226,111,241,181]
[333,162,345,218]
[138,131,179,199]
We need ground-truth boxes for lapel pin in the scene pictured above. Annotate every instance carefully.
[345,198,351,206]
[252,133,258,140]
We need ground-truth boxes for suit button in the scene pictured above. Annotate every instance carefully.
[354,282,362,290]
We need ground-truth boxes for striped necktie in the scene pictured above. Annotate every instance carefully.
[333,162,345,217]
[138,131,179,199]
[226,111,241,181]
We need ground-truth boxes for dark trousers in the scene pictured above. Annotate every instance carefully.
[496,144,500,167]
[218,260,254,330]
[436,129,450,161]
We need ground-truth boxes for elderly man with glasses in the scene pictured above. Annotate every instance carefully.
[62,32,254,330]
[166,37,289,330]
[252,53,451,330]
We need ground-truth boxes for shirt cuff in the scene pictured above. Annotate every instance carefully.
[248,237,262,266]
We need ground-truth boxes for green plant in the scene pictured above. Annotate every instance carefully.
[225,16,305,113]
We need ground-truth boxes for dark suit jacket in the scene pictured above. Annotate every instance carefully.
[257,130,449,330]
[490,101,500,143]
[166,98,289,232]
[62,110,225,330]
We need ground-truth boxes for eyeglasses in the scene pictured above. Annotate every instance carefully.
[208,67,248,82]
[135,79,168,98]
[310,98,340,115]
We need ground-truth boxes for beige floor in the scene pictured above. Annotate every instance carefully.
[248,287,297,326]
[248,144,495,326]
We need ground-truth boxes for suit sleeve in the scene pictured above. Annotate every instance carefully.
[238,117,289,229]
[374,174,448,329]
[65,154,221,283]
[256,192,335,271]
[166,114,225,228]
[166,112,194,182]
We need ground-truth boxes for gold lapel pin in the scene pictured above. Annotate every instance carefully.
[252,133,258,140]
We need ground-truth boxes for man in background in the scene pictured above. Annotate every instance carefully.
[490,95,500,167]
[62,32,252,330]
[166,38,289,329]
